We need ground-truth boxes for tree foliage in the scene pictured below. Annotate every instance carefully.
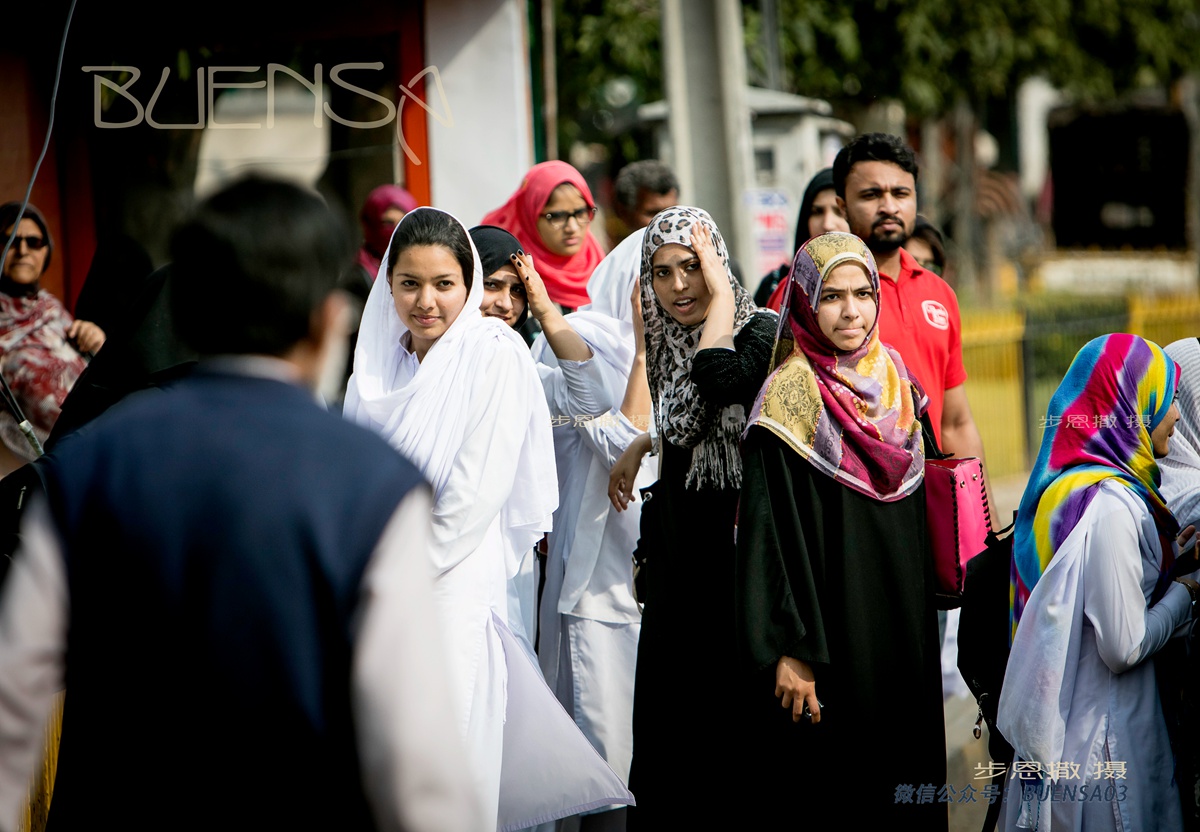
[554,0,663,154]
[743,0,1200,116]
[552,0,1200,156]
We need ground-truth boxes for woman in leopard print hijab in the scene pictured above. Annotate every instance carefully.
[616,205,777,828]
[640,206,761,489]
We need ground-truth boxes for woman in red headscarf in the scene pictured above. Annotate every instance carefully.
[480,161,605,309]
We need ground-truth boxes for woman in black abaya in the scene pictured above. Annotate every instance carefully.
[607,207,777,828]
[735,232,947,828]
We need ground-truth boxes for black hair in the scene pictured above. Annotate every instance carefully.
[386,209,474,292]
[469,224,528,328]
[0,201,53,274]
[832,133,920,199]
[170,176,353,357]
[615,160,680,208]
[909,216,947,274]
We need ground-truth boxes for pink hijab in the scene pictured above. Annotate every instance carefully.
[357,185,418,278]
[480,161,605,308]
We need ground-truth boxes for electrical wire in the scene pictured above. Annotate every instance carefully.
[0,0,79,459]
[0,0,80,273]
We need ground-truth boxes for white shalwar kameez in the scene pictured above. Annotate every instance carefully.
[533,229,650,789]
[997,482,1192,832]
[344,209,634,832]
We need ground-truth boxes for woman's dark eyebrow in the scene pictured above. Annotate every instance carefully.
[821,282,873,294]
[654,255,700,269]
[394,271,459,280]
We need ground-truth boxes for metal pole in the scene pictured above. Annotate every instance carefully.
[0,370,44,458]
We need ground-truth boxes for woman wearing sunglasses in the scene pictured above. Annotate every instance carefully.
[481,161,605,310]
[0,202,106,476]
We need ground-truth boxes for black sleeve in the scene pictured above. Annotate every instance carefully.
[753,264,788,307]
[735,426,829,672]
[690,311,777,409]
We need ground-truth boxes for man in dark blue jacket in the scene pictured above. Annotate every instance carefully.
[0,178,482,832]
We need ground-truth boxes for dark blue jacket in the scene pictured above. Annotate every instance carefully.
[41,370,424,831]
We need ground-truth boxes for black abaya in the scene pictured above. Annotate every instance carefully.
[626,311,774,829]
[734,425,948,829]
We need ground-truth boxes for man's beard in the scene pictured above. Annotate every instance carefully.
[865,218,908,254]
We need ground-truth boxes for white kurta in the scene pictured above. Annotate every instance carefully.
[531,228,649,788]
[547,411,653,786]
[1161,337,1200,530]
[997,482,1192,831]
[505,355,614,660]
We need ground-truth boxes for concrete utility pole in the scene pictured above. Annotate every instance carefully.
[761,0,784,92]
[660,0,756,279]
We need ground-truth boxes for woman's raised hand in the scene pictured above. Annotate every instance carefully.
[630,281,646,361]
[689,223,731,301]
[514,251,593,362]
[510,252,554,323]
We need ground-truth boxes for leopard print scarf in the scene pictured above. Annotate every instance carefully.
[641,207,758,490]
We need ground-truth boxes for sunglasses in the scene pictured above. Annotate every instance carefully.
[9,235,47,251]
[541,206,596,230]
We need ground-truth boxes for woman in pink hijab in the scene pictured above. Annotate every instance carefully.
[481,161,605,309]
[334,185,419,404]
[356,185,418,286]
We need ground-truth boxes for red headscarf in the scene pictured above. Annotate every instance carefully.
[480,161,605,308]
[358,185,418,278]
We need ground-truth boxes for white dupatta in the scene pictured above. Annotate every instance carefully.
[344,208,558,578]
[1162,338,1200,528]
[531,229,651,620]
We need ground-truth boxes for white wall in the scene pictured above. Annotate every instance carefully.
[424,0,534,224]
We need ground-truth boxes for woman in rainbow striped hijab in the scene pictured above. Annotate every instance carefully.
[997,333,1196,832]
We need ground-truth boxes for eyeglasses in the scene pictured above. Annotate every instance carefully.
[9,235,46,251]
[540,206,596,230]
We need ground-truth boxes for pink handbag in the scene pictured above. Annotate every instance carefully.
[923,425,991,610]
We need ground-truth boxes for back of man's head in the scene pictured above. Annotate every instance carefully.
[171,177,352,357]
[832,133,919,199]
[614,160,680,209]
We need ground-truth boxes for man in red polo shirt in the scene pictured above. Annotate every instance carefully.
[832,133,987,473]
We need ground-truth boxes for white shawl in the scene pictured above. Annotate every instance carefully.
[1162,337,1200,528]
[531,229,649,622]
[531,227,645,395]
[344,208,558,578]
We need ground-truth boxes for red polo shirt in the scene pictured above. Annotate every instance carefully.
[876,247,967,444]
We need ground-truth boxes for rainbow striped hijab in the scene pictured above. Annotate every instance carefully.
[1012,334,1180,639]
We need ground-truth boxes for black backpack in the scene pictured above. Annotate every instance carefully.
[956,516,1016,832]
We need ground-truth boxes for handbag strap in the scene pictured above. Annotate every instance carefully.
[919,417,951,461]
[922,417,994,533]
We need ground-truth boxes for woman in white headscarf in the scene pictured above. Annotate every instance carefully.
[533,228,651,813]
[1160,337,1200,825]
[469,222,614,659]
[1162,338,1200,530]
[344,207,633,831]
